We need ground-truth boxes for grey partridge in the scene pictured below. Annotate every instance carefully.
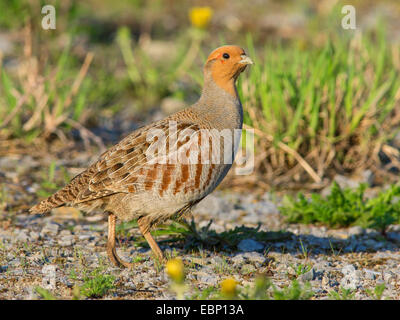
[30,45,253,268]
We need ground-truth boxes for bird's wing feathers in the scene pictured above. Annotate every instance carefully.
[73,119,202,204]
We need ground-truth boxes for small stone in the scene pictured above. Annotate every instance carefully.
[355,244,367,252]
[383,271,395,283]
[0,33,14,55]
[15,230,29,243]
[9,258,21,267]
[340,274,362,290]
[197,272,219,286]
[299,268,315,282]
[59,230,72,236]
[237,239,264,252]
[231,254,245,265]
[387,232,400,242]
[242,252,265,265]
[58,235,75,247]
[78,234,93,241]
[348,226,364,237]
[211,256,224,265]
[364,239,381,249]
[321,276,329,287]
[242,213,261,224]
[341,264,356,275]
[241,263,256,274]
[41,222,59,236]
[364,269,380,280]
[59,276,73,288]
[29,231,40,241]
[334,174,360,189]
[361,170,374,186]
[313,262,329,273]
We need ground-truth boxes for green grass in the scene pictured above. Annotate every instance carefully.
[237,25,400,184]
[280,182,400,233]
[0,36,94,140]
[328,287,355,300]
[365,283,386,300]
[35,286,57,300]
[289,263,312,278]
[79,268,116,298]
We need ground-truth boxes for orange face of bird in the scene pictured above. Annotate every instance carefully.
[205,45,253,95]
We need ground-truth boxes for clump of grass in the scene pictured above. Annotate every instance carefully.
[80,268,115,298]
[280,182,400,234]
[236,25,400,187]
[35,286,57,300]
[289,263,312,278]
[365,283,386,300]
[0,25,94,142]
[270,279,314,300]
[328,287,355,300]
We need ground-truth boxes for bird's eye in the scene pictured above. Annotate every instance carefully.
[222,53,230,59]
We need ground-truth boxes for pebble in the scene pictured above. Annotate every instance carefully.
[15,230,30,243]
[341,264,356,275]
[340,274,362,290]
[58,235,75,247]
[299,268,315,282]
[242,252,265,265]
[241,263,256,274]
[231,254,245,265]
[29,231,40,241]
[383,271,395,283]
[196,272,219,286]
[364,269,380,280]
[387,232,400,242]
[348,226,364,237]
[210,256,225,265]
[41,222,60,237]
[237,239,264,252]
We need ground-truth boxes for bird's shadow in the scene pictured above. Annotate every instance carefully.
[155,219,400,258]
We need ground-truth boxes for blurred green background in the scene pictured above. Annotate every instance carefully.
[1,0,400,189]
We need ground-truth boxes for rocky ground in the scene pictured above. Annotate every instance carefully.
[1,153,400,300]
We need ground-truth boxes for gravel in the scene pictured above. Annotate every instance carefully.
[1,155,400,299]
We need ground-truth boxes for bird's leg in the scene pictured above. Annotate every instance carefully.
[137,217,165,263]
[107,212,134,268]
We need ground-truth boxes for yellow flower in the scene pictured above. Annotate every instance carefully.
[189,7,213,29]
[220,278,238,298]
[166,258,185,283]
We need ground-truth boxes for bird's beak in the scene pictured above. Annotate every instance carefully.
[239,55,253,65]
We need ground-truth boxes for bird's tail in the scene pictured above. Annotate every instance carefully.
[29,186,72,214]
[30,167,96,214]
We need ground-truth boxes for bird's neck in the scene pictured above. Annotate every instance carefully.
[195,76,243,130]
